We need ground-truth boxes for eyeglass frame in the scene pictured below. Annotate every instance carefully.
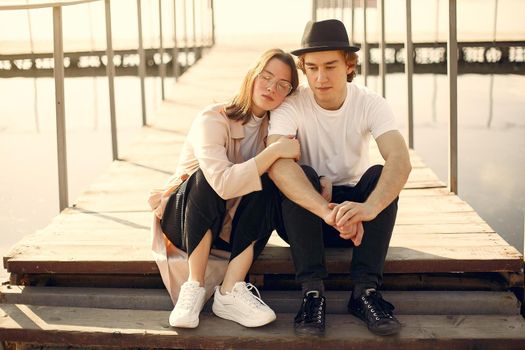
[256,71,293,96]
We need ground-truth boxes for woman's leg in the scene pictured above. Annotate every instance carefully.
[188,229,213,286]
[165,170,225,328]
[220,242,254,294]
[211,175,278,327]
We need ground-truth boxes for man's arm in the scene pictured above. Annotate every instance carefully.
[333,130,412,227]
[267,134,334,224]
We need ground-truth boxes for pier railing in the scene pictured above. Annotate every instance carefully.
[0,0,215,211]
[312,0,458,192]
[312,0,524,195]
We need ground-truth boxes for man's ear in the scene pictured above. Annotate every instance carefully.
[346,61,356,76]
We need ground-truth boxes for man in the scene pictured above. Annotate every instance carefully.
[267,19,412,336]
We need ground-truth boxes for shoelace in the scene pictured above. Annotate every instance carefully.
[302,294,324,324]
[362,290,395,322]
[234,283,269,310]
[177,283,201,310]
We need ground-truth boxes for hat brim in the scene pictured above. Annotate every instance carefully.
[290,45,360,56]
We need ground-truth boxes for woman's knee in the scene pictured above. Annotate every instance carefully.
[190,169,222,201]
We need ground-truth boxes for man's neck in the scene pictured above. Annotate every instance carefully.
[313,87,347,110]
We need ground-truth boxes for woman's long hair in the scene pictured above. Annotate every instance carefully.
[224,48,299,123]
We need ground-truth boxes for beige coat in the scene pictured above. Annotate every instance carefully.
[148,103,268,304]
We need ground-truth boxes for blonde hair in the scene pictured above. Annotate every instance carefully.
[224,48,299,123]
[297,50,358,82]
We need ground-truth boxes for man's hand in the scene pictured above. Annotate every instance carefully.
[319,176,332,202]
[331,200,379,227]
[338,221,364,246]
[324,203,365,246]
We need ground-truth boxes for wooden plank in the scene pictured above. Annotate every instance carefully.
[252,246,523,274]
[2,42,521,291]
[5,243,522,275]
[1,305,525,349]
[1,286,520,316]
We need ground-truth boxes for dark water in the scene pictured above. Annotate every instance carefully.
[1,73,524,280]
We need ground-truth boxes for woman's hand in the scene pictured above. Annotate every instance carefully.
[272,136,300,161]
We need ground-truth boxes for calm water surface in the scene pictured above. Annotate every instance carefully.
[1,73,524,281]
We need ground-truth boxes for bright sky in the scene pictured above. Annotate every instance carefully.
[0,0,524,51]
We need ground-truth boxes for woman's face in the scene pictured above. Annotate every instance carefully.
[251,58,293,117]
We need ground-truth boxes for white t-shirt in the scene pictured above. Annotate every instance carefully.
[240,114,265,160]
[268,83,397,186]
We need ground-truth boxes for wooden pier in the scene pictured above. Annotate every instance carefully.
[1,40,524,349]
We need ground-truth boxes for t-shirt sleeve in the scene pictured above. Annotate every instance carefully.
[268,99,299,137]
[366,95,398,139]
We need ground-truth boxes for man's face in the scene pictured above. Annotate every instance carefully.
[303,50,353,110]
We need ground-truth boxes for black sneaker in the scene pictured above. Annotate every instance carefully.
[294,291,326,336]
[348,288,401,336]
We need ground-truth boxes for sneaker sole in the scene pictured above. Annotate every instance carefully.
[169,315,200,328]
[294,325,325,336]
[349,309,401,336]
[212,304,276,327]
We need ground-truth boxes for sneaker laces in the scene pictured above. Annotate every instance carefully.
[299,292,325,324]
[233,282,269,310]
[177,282,201,310]
[362,289,395,321]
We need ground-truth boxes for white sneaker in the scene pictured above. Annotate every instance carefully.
[169,281,206,328]
[212,282,276,327]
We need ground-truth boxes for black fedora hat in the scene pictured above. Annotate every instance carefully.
[291,19,360,56]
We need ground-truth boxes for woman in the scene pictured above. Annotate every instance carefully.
[148,49,299,329]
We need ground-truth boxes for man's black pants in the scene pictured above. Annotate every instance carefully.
[278,164,398,289]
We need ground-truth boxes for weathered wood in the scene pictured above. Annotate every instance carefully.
[1,286,520,316]
[5,243,522,276]
[1,304,525,349]
[2,43,523,292]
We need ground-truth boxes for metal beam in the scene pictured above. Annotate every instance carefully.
[172,0,179,79]
[137,0,147,125]
[52,5,68,211]
[104,0,118,160]
[405,0,414,148]
[362,0,368,85]
[379,0,386,97]
[448,0,458,194]
[158,0,165,100]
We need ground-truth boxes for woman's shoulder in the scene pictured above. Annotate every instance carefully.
[199,102,227,117]
[189,103,233,138]
[194,102,229,124]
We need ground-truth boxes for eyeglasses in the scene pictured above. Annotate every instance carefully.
[257,72,293,96]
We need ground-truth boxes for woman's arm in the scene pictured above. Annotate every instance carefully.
[193,112,299,200]
[254,137,300,175]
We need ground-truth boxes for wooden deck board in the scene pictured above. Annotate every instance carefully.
[2,43,522,284]
[1,286,520,315]
[1,304,525,350]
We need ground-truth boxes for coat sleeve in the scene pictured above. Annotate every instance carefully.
[192,111,262,200]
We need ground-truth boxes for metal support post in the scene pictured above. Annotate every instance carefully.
[378,0,386,97]
[362,0,368,85]
[52,6,68,211]
[405,0,414,148]
[159,0,166,100]
[448,0,458,194]
[172,0,179,79]
[104,0,118,160]
[137,0,147,125]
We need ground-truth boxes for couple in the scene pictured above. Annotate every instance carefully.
[149,19,411,337]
